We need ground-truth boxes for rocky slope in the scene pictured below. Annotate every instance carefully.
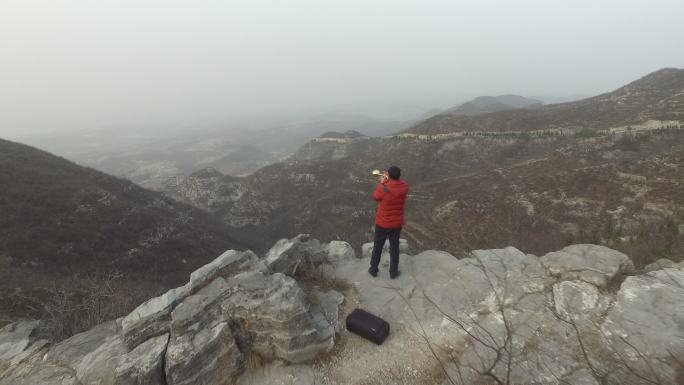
[2,235,682,384]
[0,139,256,328]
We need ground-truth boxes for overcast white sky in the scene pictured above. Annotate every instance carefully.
[1,0,683,139]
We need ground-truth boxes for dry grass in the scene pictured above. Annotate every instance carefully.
[38,271,161,341]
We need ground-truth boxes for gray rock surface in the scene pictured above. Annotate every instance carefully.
[312,289,345,333]
[187,249,258,292]
[121,286,188,349]
[264,234,327,275]
[600,267,684,385]
[223,271,336,363]
[0,321,43,363]
[540,244,634,287]
[325,241,356,263]
[165,322,241,385]
[114,333,169,385]
[553,280,608,324]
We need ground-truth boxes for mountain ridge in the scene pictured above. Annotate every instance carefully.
[405,68,684,134]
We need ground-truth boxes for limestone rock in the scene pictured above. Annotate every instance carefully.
[326,241,356,264]
[264,234,327,275]
[540,244,634,287]
[601,267,684,385]
[0,320,44,364]
[114,333,169,385]
[170,278,230,334]
[165,321,242,385]
[223,271,336,363]
[122,286,188,349]
[553,280,608,324]
[643,258,684,273]
[0,362,79,385]
[312,289,345,333]
[187,249,258,292]
[46,320,127,385]
[122,249,256,350]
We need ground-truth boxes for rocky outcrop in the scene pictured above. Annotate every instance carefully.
[165,322,240,385]
[540,244,635,287]
[600,268,684,384]
[263,234,327,275]
[0,235,342,385]
[115,333,168,385]
[2,237,683,385]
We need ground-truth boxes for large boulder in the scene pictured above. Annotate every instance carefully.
[0,322,125,385]
[187,249,258,292]
[600,267,684,385]
[44,320,127,385]
[114,333,169,385]
[540,244,634,287]
[264,234,327,275]
[165,322,242,385]
[0,362,79,385]
[643,258,684,273]
[325,241,356,264]
[121,286,188,349]
[122,249,257,350]
[223,271,336,363]
[0,320,46,365]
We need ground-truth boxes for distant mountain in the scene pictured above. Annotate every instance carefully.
[443,95,542,116]
[408,68,684,134]
[0,139,255,326]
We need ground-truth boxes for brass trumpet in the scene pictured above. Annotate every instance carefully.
[371,170,388,181]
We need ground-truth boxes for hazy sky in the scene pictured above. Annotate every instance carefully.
[1,0,683,139]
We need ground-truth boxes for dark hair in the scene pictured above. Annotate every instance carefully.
[387,166,400,180]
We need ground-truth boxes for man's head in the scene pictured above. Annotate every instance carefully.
[387,166,401,180]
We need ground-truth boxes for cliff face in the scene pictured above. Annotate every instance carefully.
[2,236,682,385]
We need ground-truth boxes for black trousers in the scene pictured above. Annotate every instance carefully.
[369,225,401,274]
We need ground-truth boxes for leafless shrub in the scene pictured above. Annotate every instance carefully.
[40,270,156,341]
[394,254,678,385]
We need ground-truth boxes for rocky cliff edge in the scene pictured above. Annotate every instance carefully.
[1,235,683,385]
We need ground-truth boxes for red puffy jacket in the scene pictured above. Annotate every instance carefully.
[373,178,409,229]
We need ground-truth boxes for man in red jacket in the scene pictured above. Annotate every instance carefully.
[369,165,409,279]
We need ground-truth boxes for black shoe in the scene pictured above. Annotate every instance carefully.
[368,268,378,278]
[390,271,401,279]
